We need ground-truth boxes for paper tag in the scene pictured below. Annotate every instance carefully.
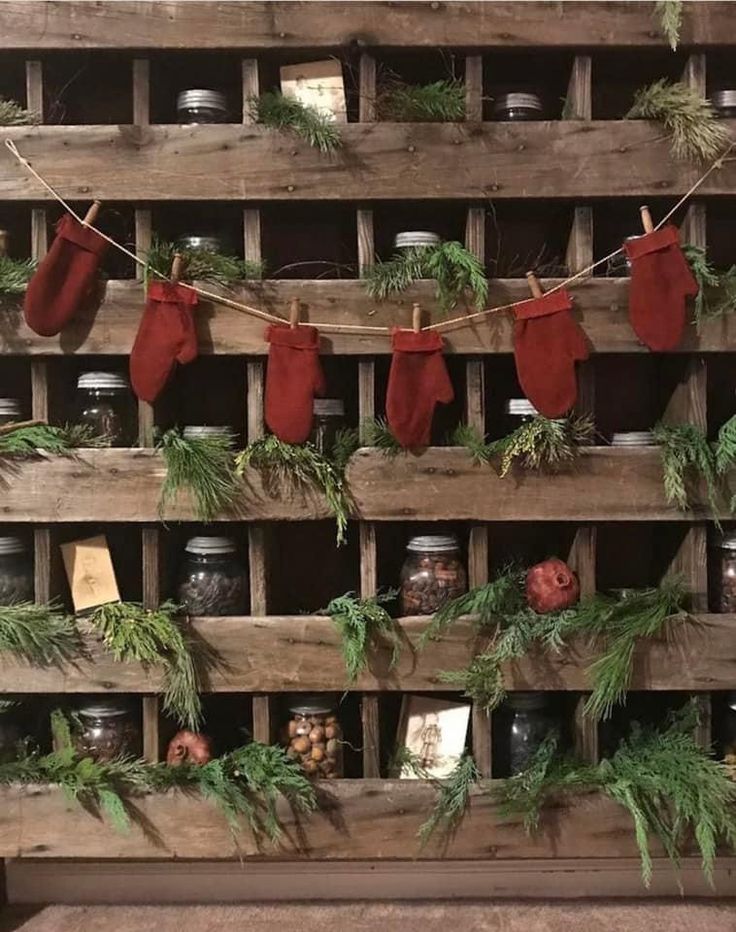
[280,59,347,123]
[61,535,121,612]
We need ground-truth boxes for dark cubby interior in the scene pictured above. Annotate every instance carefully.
[596,523,686,592]
[257,50,360,123]
[0,204,32,259]
[150,203,244,259]
[706,52,736,98]
[598,691,691,758]
[711,691,736,760]
[46,356,136,435]
[485,201,573,279]
[705,200,736,272]
[373,201,469,264]
[0,359,32,419]
[592,197,679,277]
[483,51,574,121]
[707,355,736,440]
[51,523,143,609]
[260,203,358,279]
[0,54,28,110]
[484,355,531,439]
[487,522,580,574]
[42,51,133,124]
[149,51,243,124]
[491,692,577,779]
[591,50,688,120]
[160,695,253,759]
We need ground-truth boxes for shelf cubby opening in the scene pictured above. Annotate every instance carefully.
[260,203,358,280]
[482,50,575,122]
[257,50,360,123]
[595,522,687,593]
[598,690,692,759]
[149,51,243,124]
[485,201,574,280]
[591,50,688,121]
[41,51,134,125]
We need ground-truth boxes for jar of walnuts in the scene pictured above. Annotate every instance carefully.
[283,696,343,779]
[399,534,467,615]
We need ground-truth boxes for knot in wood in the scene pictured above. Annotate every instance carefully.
[286,184,295,192]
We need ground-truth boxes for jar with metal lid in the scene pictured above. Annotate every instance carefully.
[310,398,345,456]
[722,692,736,777]
[400,534,467,615]
[177,536,248,616]
[176,89,229,125]
[505,397,538,433]
[75,371,136,447]
[710,531,736,612]
[283,695,343,779]
[0,536,33,605]
[610,431,658,448]
[182,425,235,446]
[0,398,22,427]
[394,231,441,252]
[0,703,22,763]
[710,90,736,118]
[176,234,228,255]
[72,700,141,763]
[504,692,557,775]
[493,92,543,122]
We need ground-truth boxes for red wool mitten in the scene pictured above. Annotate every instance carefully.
[24,214,108,337]
[130,281,198,403]
[265,324,326,444]
[512,288,589,418]
[386,329,454,449]
[623,225,698,352]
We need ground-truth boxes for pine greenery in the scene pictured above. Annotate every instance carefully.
[323,590,401,683]
[359,417,402,456]
[654,0,683,51]
[157,427,240,522]
[652,421,722,518]
[376,77,466,122]
[627,79,731,163]
[0,97,39,126]
[716,414,736,476]
[418,754,480,847]
[0,423,105,456]
[364,242,488,313]
[682,245,736,329]
[144,236,263,286]
[0,255,36,295]
[0,602,80,666]
[248,91,342,153]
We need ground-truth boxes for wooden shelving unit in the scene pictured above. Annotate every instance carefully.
[1,0,736,889]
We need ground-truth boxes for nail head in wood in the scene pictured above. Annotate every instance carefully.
[526,271,544,298]
[640,205,654,234]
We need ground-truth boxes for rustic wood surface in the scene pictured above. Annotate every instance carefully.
[0,781,669,860]
[3,122,735,202]
[0,613,731,694]
[3,278,735,356]
[1,2,733,49]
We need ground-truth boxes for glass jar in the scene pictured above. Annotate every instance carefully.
[400,534,467,615]
[176,89,228,125]
[72,700,141,763]
[310,398,345,456]
[182,425,235,446]
[493,92,543,122]
[505,397,538,433]
[0,703,22,763]
[505,693,557,775]
[0,397,22,427]
[0,536,33,605]
[722,692,736,775]
[75,372,136,447]
[610,431,657,448]
[394,231,441,252]
[710,532,736,612]
[176,234,227,255]
[177,536,248,616]
[710,90,736,118]
[283,696,343,779]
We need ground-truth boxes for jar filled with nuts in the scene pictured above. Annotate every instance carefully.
[400,534,467,615]
[0,536,33,605]
[710,531,736,613]
[283,696,343,779]
[178,536,249,616]
[71,700,141,763]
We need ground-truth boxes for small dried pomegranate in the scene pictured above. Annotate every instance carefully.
[166,730,212,766]
[526,558,580,614]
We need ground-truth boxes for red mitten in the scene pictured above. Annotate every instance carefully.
[265,324,326,443]
[386,329,454,449]
[512,288,589,418]
[24,214,108,337]
[623,225,698,351]
[130,281,198,403]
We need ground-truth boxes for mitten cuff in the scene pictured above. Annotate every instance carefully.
[266,323,321,350]
[624,225,679,261]
[391,328,445,353]
[148,281,199,306]
[56,214,109,257]
[514,288,573,322]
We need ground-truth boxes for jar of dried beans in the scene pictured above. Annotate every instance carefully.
[310,398,345,456]
[0,536,33,605]
[400,534,467,615]
[177,536,249,616]
[283,696,343,779]
[710,532,736,613]
[75,371,136,447]
[0,398,22,427]
[72,700,141,763]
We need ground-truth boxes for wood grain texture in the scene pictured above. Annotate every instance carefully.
[0,613,733,695]
[3,122,734,201]
[1,2,733,49]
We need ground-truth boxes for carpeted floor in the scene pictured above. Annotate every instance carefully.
[2,902,736,932]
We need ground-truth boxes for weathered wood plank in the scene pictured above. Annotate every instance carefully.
[0,613,733,695]
[1,2,733,50]
[3,122,734,201]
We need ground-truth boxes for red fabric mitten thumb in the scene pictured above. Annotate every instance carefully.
[512,288,589,418]
[265,324,326,443]
[386,329,454,449]
[24,213,108,337]
[130,281,198,403]
[623,225,698,352]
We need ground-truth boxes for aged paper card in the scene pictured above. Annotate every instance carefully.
[61,534,121,612]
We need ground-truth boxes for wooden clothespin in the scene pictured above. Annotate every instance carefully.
[83,200,102,226]
[525,270,544,298]
[412,301,422,333]
[289,296,300,329]
[639,205,654,234]
[170,252,183,282]
[0,230,8,258]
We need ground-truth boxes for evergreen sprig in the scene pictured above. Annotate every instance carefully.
[0,97,39,126]
[472,415,594,478]
[654,0,683,51]
[376,78,466,122]
[682,245,736,329]
[157,427,240,522]
[144,236,263,286]
[364,242,488,313]
[0,423,105,456]
[716,416,736,504]
[359,417,402,456]
[652,421,721,518]
[0,602,80,666]
[323,589,401,683]
[248,91,342,153]
[0,255,36,295]
[88,601,204,731]
[627,79,731,163]
[418,754,479,847]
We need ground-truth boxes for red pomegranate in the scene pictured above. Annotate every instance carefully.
[525,558,580,614]
[166,730,212,766]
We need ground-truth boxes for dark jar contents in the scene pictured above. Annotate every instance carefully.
[75,372,136,447]
[722,692,736,777]
[282,696,343,779]
[400,534,467,615]
[310,398,345,456]
[177,536,249,616]
[0,397,22,427]
[176,234,229,255]
[0,536,33,605]
[504,693,557,775]
[710,90,736,119]
[710,532,736,612]
[71,701,140,763]
[0,704,22,763]
[493,92,543,122]
[176,89,228,125]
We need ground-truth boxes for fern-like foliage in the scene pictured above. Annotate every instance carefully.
[0,423,105,456]
[0,255,36,295]
[654,0,683,51]
[359,417,402,456]
[0,602,80,666]
[652,421,722,519]
[376,78,466,122]
[0,97,39,126]
[248,91,342,153]
[418,754,480,848]
[451,423,494,465]
[627,79,731,163]
[681,244,736,329]
[144,236,264,286]
[157,427,240,522]
[323,589,401,683]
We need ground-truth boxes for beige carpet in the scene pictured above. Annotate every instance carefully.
[2,902,736,932]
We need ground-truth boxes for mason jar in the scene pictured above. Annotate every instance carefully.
[610,431,658,448]
[505,692,557,775]
[0,398,22,427]
[283,695,343,779]
[75,371,136,447]
[310,398,345,456]
[710,90,736,118]
[0,704,22,763]
[493,92,543,122]
[176,89,228,125]
[400,534,467,615]
[72,700,141,763]
[176,234,228,255]
[177,536,249,616]
[182,425,235,446]
[710,532,736,613]
[505,397,538,433]
[394,231,441,252]
[0,536,33,605]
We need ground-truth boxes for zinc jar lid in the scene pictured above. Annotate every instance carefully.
[182,425,234,442]
[394,231,441,249]
[78,700,130,719]
[185,535,237,555]
[710,89,736,109]
[493,92,543,113]
[0,536,27,555]
[0,398,21,417]
[727,691,736,710]
[313,398,345,417]
[176,89,228,113]
[176,234,225,253]
[77,372,129,391]
[288,694,334,716]
[611,431,657,447]
[407,534,459,553]
[507,691,549,711]
[506,398,538,417]
[715,532,736,551]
